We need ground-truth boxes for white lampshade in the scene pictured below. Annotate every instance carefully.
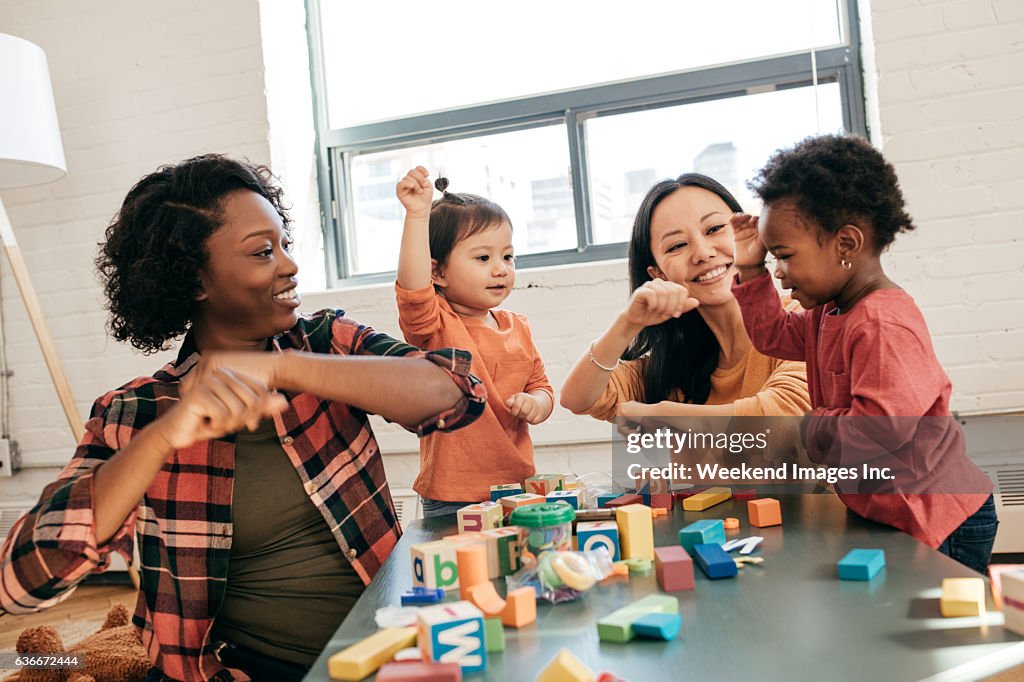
[0,33,66,189]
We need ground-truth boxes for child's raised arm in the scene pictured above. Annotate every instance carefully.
[396,166,435,291]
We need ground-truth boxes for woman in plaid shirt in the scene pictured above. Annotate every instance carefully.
[0,155,485,682]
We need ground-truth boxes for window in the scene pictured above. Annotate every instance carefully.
[307,0,865,283]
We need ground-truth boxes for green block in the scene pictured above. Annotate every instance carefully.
[484,617,505,652]
[597,594,678,643]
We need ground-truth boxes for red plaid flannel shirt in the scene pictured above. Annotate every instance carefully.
[0,309,485,681]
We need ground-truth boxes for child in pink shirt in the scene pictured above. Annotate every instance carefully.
[731,134,996,573]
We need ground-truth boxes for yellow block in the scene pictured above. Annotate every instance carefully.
[327,627,417,681]
[615,504,654,561]
[536,648,596,682]
[940,578,986,617]
[682,486,732,511]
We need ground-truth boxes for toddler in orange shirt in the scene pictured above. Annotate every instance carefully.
[395,166,554,517]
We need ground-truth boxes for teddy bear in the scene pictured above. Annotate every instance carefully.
[6,603,150,682]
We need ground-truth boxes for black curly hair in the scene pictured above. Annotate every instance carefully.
[95,154,291,354]
[749,134,915,251]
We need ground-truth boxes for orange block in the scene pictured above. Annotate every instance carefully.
[456,544,489,600]
[466,581,507,617]
[501,586,537,627]
[748,498,782,528]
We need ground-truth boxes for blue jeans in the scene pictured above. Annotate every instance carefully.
[420,497,478,519]
[937,495,998,574]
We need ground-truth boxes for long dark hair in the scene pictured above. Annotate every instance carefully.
[623,173,743,404]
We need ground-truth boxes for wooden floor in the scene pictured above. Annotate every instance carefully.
[0,584,138,650]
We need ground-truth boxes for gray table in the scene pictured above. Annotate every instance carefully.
[306,495,1024,682]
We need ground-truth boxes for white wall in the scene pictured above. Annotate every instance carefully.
[0,0,1020,491]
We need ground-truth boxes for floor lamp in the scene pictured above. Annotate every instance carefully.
[0,33,83,446]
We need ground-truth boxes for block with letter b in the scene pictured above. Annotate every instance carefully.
[410,540,460,591]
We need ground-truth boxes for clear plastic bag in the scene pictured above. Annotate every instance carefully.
[505,546,615,603]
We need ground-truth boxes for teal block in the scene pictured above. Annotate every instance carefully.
[838,549,885,580]
[679,519,726,554]
[633,612,682,641]
[597,493,620,508]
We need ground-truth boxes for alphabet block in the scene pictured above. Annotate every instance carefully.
[576,520,621,561]
[525,474,565,495]
[1002,570,1024,636]
[490,483,524,501]
[411,540,460,591]
[417,601,487,674]
[457,501,503,533]
[547,489,584,509]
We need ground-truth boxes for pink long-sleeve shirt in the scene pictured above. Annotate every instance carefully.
[732,272,991,548]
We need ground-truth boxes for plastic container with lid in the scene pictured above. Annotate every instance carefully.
[510,502,576,563]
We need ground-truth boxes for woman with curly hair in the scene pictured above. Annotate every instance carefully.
[0,154,485,682]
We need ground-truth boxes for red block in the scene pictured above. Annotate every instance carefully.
[649,493,673,510]
[733,488,757,502]
[606,493,644,509]
[673,487,708,502]
[654,545,695,591]
[377,661,462,681]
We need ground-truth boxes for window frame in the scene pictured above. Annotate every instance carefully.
[306,0,866,286]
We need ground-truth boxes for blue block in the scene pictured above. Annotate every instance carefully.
[401,587,445,605]
[693,543,738,579]
[636,482,651,506]
[679,519,726,554]
[838,549,885,581]
[633,612,682,641]
[597,493,620,508]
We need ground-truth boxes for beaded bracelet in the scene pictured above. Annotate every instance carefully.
[588,341,619,372]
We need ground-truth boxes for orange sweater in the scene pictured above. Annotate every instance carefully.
[396,284,553,501]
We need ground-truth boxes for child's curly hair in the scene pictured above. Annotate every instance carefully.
[95,154,291,354]
[749,134,915,250]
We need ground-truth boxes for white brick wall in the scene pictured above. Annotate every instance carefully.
[0,0,1019,489]
[867,0,1024,415]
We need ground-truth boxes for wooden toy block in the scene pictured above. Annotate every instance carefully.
[411,540,460,591]
[649,493,673,510]
[682,486,732,511]
[673,486,707,502]
[692,543,738,579]
[596,674,630,682]
[597,594,679,643]
[484,617,505,653]
[678,519,726,554]
[402,587,445,606]
[457,502,503,533]
[733,487,757,501]
[500,492,546,522]
[748,498,782,527]
[490,483,523,501]
[501,586,537,628]
[1002,570,1024,636]
[632,612,682,641]
[654,545,694,591]
[597,492,621,508]
[328,626,417,681]
[576,520,621,561]
[575,508,615,522]
[525,474,565,495]
[465,581,506,618]
[837,549,885,581]
[615,504,654,561]
[651,507,668,518]
[481,526,523,576]
[605,493,643,509]
[561,474,579,490]
[989,564,1024,609]
[376,661,462,681]
[536,649,595,682]
[456,544,490,600]
[417,601,487,673]
[940,577,986,617]
[547,489,584,509]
